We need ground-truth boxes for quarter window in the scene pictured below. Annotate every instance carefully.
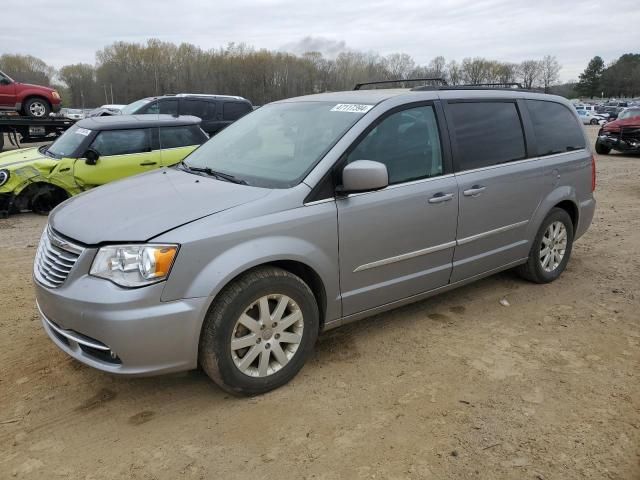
[91,129,150,156]
[159,125,207,149]
[449,102,526,171]
[346,105,443,184]
[527,100,586,156]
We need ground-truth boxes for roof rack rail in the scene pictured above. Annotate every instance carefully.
[462,82,524,89]
[354,78,448,90]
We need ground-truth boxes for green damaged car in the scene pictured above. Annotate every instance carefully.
[0,114,208,217]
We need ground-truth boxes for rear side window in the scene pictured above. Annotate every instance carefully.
[223,101,251,121]
[91,129,150,156]
[449,102,526,171]
[159,125,207,149]
[182,100,214,119]
[526,100,586,156]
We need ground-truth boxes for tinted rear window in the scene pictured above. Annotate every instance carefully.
[182,100,215,119]
[223,101,251,121]
[526,100,585,156]
[449,102,526,171]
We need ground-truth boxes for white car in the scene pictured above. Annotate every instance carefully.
[577,109,607,125]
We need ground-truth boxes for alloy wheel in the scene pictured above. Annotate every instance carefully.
[230,294,304,377]
[539,221,567,272]
[29,102,46,117]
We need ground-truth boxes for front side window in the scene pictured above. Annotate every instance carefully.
[159,125,207,149]
[346,105,443,184]
[184,101,368,188]
[91,129,150,156]
[449,101,526,171]
[526,100,586,156]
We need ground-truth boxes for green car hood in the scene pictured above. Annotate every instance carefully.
[0,147,50,169]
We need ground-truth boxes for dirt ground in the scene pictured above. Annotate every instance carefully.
[1,126,638,479]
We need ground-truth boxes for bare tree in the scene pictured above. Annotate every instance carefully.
[540,55,561,93]
[520,60,542,89]
[446,60,462,85]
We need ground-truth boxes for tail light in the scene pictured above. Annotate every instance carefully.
[591,154,596,192]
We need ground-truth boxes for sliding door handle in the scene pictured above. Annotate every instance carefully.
[428,192,454,204]
[463,185,486,196]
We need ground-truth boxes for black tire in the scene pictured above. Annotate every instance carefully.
[517,208,574,284]
[589,118,599,125]
[23,97,51,118]
[199,266,319,395]
[595,140,611,155]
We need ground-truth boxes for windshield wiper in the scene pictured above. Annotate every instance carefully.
[39,145,56,158]
[180,163,248,185]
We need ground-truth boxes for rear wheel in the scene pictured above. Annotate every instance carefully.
[23,97,51,118]
[589,118,599,125]
[517,208,574,284]
[199,266,319,395]
[595,140,611,155]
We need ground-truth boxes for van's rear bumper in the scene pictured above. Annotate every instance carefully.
[576,197,596,240]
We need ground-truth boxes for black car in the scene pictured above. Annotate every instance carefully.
[117,94,253,136]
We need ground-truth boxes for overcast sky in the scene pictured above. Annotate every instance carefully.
[2,0,639,81]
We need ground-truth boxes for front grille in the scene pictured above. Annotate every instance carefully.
[34,227,83,288]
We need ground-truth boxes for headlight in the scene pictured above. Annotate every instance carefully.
[90,244,178,287]
[51,91,60,100]
[0,169,9,187]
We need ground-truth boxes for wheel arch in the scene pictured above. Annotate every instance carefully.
[15,181,71,212]
[528,186,579,241]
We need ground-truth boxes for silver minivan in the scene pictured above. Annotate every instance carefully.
[34,87,596,395]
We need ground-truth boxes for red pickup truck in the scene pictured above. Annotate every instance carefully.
[0,70,61,118]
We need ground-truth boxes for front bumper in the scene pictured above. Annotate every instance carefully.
[34,272,211,376]
[51,102,61,113]
[598,132,640,153]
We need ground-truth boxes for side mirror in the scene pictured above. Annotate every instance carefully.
[339,160,388,194]
[83,149,100,165]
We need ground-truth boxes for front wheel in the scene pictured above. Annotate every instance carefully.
[23,97,51,118]
[595,140,611,155]
[517,208,574,284]
[199,266,319,395]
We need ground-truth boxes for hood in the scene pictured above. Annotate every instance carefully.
[49,168,271,244]
[603,116,640,132]
[17,82,55,92]
[0,147,47,169]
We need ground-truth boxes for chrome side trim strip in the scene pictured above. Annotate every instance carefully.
[352,220,528,272]
[38,302,111,351]
[456,220,529,245]
[353,241,456,273]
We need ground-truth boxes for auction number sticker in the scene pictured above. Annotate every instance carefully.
[330,104,374,113]
[75,128,92,136]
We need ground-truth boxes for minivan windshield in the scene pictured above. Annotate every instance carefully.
[121,98,152,115]
[45,124,91,158]
[183,101,371,188]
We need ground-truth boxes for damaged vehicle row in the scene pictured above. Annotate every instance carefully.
[0,114,207,217]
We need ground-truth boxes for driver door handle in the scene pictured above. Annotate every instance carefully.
[428,192,454,204]
[140,161,157,166]
[463,185,486,196]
